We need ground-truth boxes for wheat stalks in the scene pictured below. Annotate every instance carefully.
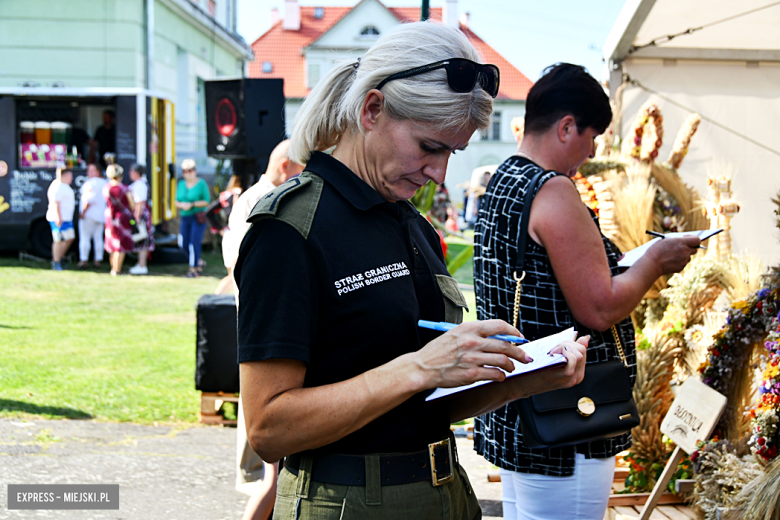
[739,456,780,520]
[590,172,621,242]
[651,162,710,232]
[692,441,764,520]
[630,327,680,465]
[641,105,664,162]
[661,255,730,376]
[612,164,656,254]
[667,113,701,170]
[622,102,664,162]
[722,255,767,304]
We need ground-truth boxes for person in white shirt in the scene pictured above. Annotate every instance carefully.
[224,139,304,520]
[78,163,108,268]
[46,168,76,271]
[128,164,155,275]
[215,139,304,295]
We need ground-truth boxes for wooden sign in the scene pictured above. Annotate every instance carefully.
[639,378,727,520]
[661,377,727,454]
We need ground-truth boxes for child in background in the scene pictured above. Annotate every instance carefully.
[46,168,76,270]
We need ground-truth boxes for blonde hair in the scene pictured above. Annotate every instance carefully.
[106,163,124,180]
[288,22,493,164]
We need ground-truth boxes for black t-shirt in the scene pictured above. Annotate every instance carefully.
[235,152,466,456]
[94,125,116,168]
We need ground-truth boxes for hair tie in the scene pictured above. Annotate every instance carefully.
[353,57,361,70]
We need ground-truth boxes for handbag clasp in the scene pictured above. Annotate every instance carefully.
[577,397,596,416]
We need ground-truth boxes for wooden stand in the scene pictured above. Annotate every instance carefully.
[637,378,727,519]
[199,391,239,426]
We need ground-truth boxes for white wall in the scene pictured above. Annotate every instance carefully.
[311,0,398,49]
[302,0,398,90]
[621,58,780,264]
[446,100,526,203]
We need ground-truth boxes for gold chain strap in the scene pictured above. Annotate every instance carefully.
[515,270,628,368]
[610,325,628,368]
[512,271,525,329]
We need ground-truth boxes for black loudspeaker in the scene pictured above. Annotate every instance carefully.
[205,78,286,159]
[195,294,239,393]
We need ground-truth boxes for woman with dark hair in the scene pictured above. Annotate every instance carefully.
[236,25,589,520]
[473,63,700,520]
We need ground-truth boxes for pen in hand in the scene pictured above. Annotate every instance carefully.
[417,320,529,344]
[646,230,706,250]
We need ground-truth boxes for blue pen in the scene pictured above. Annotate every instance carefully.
[418,320,529,344]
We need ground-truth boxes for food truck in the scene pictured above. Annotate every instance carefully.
[0,87,177,258]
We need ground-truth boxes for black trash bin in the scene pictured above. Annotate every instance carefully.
[195,294,239,393]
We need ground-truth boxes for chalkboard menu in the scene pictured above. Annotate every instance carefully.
[0,169,87,224]
[115,96,137,180]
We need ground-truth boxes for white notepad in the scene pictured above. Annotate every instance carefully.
[617,229,723,268]
[425,327,577,402]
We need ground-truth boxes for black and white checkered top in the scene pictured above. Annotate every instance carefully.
[472,155,637,477]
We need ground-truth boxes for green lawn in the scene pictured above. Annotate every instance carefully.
[0,242,476,425]
[0,250,228,424]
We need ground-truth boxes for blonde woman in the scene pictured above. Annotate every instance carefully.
[175,158,210,278]
[103,163,134,276]
[236,22,588,520]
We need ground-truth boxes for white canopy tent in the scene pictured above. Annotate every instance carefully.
[603,0,780,263]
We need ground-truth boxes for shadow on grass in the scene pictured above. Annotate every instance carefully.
[0,399,93,419]
[1,249,224,279]
[0,324,32,330]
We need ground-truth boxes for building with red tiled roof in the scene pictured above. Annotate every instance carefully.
[250,2,532,101]
[249,0,533,201]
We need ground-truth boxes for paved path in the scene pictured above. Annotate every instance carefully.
[0,419,502,519]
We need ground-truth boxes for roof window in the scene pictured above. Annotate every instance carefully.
[262,61,273,73]
[314,7,324,19]
[360,26,380,38]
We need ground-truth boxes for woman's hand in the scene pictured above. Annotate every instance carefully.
[521,336,588,395]
[646,236,700,276]
[406,320,531,390]
[176,201,192,211]
[442,336,589,423]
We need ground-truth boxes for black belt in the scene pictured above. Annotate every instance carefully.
[284,436,457,487]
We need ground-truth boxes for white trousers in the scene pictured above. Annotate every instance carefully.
[79,217,104,262]
[235,400,268,495]
[500,453,614,520]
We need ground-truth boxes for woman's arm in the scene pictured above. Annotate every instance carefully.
[241,320,583,463]
[528,176,700,331]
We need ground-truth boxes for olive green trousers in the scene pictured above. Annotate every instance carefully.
[273,454,481,520]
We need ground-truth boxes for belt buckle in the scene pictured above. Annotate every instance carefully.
[428,438,454,487]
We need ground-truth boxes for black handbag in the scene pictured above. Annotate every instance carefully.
[510,168,640,449]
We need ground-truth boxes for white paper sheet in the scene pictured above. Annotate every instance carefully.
[424,327,577,402]
[617,229,723,268]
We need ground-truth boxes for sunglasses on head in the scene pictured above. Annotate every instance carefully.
[374,58,500,98]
